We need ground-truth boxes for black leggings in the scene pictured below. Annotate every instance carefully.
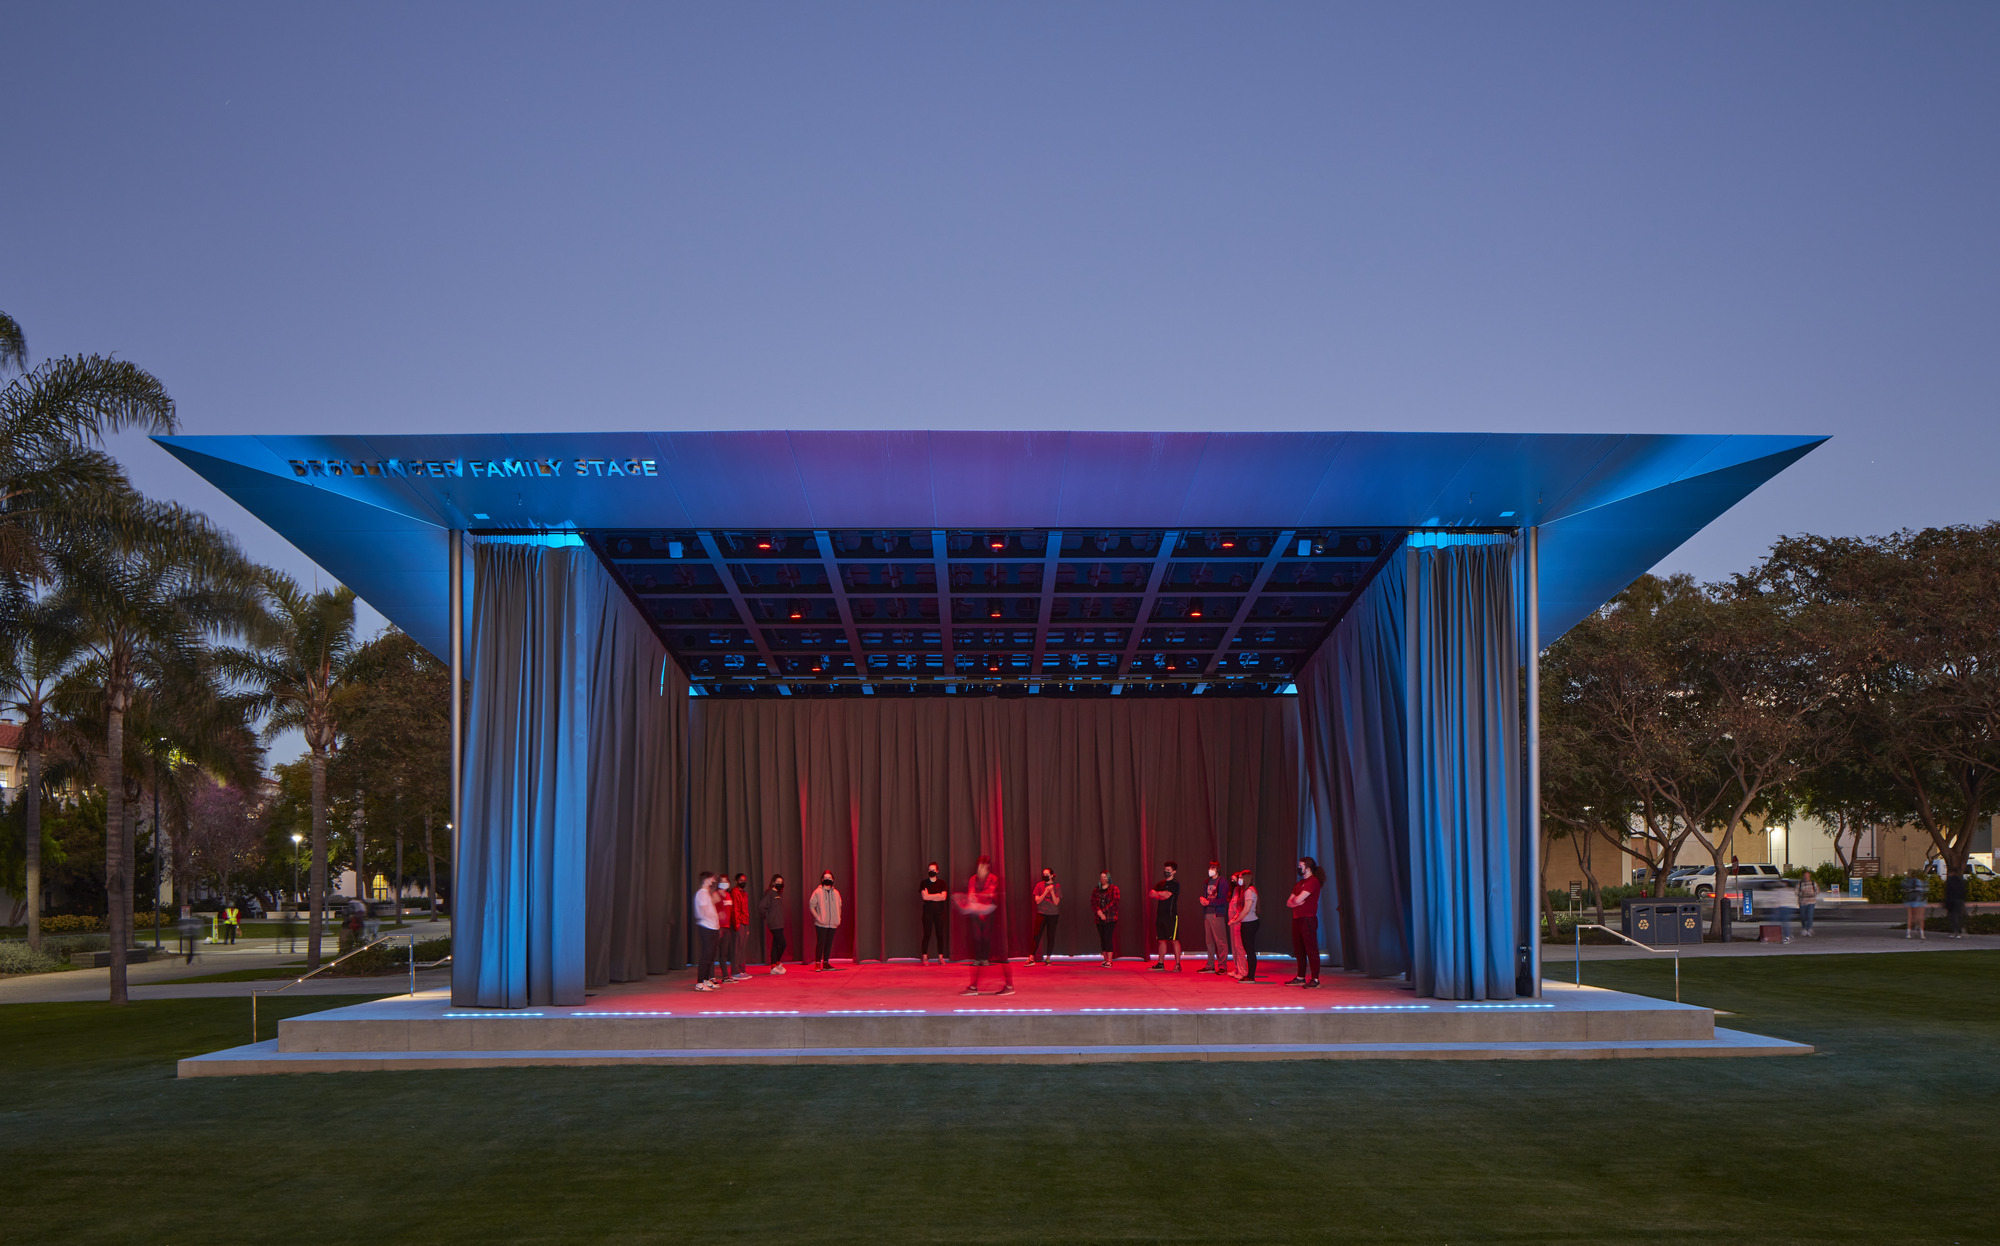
[922,901,949,958]
[1097,920,1116,955]
[769,927,788,965]
[1239,919,1261,980]
[814,925,835,966]
[1034,913,1060,961]
[696,926,718,983]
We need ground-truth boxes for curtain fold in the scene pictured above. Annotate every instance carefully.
[1297,549,1411,980]
[692,698,1295,961]
[455,542,687,1008]
[1297,535,1525,999]
[1405,535,1521,1000]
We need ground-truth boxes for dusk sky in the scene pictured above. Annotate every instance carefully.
[6,2,1997,641]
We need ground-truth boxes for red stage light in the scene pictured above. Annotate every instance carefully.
[789,600,804,620]
[1188,598,1204,619]
[756,532,773,551]
[987,532,1006,551]
[1219,531,1236,550]
[988,598,1003,618]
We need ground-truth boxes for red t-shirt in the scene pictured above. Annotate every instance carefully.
[1290,874,1323,920]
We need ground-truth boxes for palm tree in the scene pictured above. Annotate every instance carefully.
[45,493,259,1004]
[0,312,177,581]
[0,593,85,951]
[223,573,359,971]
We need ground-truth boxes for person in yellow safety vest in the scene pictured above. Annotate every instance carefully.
[222,902,242,945]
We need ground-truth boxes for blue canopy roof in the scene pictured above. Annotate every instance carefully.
[157,430,1822,686]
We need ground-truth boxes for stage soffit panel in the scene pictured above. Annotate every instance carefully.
[154,429,1828,688]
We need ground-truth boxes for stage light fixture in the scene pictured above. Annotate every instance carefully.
[988,598,1003,618]
[789,600,805,620]
[756,532,773,550]
[1188,597,1204,619]
[987,532,1006,551]
[1218,531,1236,550]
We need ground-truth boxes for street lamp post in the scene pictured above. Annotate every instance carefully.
[290,832,304,910]
[152,738,167,950]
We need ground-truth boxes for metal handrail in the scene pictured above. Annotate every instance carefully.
[1568,922,1684,1003]
[250,931,446,1044]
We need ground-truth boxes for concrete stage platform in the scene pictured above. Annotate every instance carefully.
[180,960,1808,1075]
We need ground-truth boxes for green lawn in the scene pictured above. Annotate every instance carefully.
[2,953,1994,1244]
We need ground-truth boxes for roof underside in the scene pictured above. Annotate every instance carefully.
[155,429,1825,696]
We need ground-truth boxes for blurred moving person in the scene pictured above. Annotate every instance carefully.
[958,855,1014,995]
[1903,870,1928,940]
[693,872,721,991]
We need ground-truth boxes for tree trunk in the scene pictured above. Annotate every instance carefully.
[105,704,129,1005]
[395,825,405,921]
[354,788,367,912]
[423,812,438,919]
[307,749,328,971]
[24,745,41,953]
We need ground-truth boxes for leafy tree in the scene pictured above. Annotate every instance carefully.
[0,594,85,949]
[0,312,177,581]
[1765,525,2000,873]
[223,574,359,970]
[332,629,452,918]
[45,494,259,1003]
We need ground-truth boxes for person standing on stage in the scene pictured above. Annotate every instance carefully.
[1198,861,1231,974]
[958,855,1014,995]
[1147,861,1182,971]
[1092,871,1120,967]
[1286,857,1324,988]
[761,874,788,975]
[1229,869,1261,981]
[920,862,950,964]
[809,871,843,970]
[1031,868,1062,964]
[693,872,722,991]
[724,872,748,980]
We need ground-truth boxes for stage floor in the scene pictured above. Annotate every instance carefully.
[181,958,1809,1075]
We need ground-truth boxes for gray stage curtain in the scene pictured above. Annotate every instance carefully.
[1298,535,1525,999]
[455,541,687,1008]
[1298,547,1411,980]
[690,698,1297,962]
[1405,535,1521,1000]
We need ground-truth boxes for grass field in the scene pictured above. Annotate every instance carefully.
[2,953,1994,1245]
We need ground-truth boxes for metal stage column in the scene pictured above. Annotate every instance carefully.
[1525,525,1541,997]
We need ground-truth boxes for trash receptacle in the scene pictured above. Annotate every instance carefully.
[1622,899,1704,945]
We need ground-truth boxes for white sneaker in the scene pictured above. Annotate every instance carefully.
[771,964,787,975]
[731,973,751,982]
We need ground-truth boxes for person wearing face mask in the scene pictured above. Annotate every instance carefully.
[724,876,748,984]
[1286,857,1325,988]
[1198,861,1232,974]
[956,854,1014,995]
[920,862,950,964]
[731,873,754,979]
[1228,869,1260,981]
[808,872,843,970]
[1091,871,1120,967]
[1147,862,1182,971]
[761,874,788,974]
[692,872,722,991]
[1030,868,1062,964]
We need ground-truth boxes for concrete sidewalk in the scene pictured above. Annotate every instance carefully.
[0,918,451,1005]
[1546,919,1999,962]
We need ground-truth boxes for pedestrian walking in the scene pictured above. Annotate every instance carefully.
[1797,871,1818,937]
[221,901,242,945]
[957,855,1013,995]
[1944,868,1969,938]
[760,874,788,973]
[693,872,722,990]
[1031,868,1062,964]
[809,872,843,969]
[1902,870,1928,940]
[1198,861,1231,974]
[1092,871,1120,967]
[1773,877,1799,943]
[920,862,950,964]
[1286,857,1324,987]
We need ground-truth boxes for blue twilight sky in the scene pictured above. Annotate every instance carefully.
[5,2,1997,632]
